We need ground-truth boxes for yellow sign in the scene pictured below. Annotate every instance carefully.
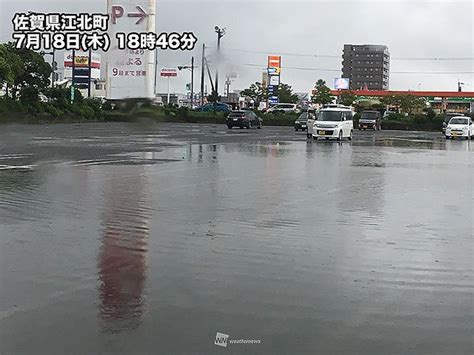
[74,56,89,66]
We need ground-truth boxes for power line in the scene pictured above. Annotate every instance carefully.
[242,63,339,72]
[224,48,339,58]
[239,63,474,75]
[391,57,474,61]
[391,71,474,74]
[223,48,474,61]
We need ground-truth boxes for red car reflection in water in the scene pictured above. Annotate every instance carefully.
[98,172,150,333]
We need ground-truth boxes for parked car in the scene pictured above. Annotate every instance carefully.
[226,110,263,129]
[313,106,353,141]
[199,102,232,113]
[445,116,473,140]
[359,110,382,130]
[294,112,309,131]
[267,103,300,114]
[383,110,397,119]
[442,112,461,134]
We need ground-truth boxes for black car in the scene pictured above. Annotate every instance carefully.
[294,112,309,131]
[442,113,460,134]
[226,111,263,129]
[359,110,382,130]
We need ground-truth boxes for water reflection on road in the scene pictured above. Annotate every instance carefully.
[98,167,150,333]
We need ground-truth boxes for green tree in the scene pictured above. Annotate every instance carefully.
[45,87,71,109]
[10,46,52,100]
[311,79,333,105]
[381,94,426,114]
[0,43,24,96]
[276,83,298,103]
[207,90,221,104]
[241,82,298,105]
[240,82,267,105]
[399,95,426,114]
[338,91,357,106]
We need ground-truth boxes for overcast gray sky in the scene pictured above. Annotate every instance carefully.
[1,0,473,94]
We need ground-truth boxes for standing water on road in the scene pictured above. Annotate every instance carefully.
[0,123,473,354]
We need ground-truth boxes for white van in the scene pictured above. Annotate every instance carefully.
[267,103,300,114]
[312,106,354,141]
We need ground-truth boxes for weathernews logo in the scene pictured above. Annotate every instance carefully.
[214,332,261,348]
[214,332,230,348]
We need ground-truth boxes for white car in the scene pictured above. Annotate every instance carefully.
[267,103,300,114]
[445,116,474,140]
[313,106,354,141]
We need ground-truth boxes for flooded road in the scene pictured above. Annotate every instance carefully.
[0,123,473,354]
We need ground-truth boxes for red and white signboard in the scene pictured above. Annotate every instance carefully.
[268,55,282,69]
[64,51,101,80]
[160,68,177,77]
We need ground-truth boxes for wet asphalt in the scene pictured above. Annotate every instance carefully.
[0,122,473,355]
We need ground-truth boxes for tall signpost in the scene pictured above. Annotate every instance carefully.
[160,68,178,105]
[65,51,101,98]
[106,0,156,99]
[267,55,282,107]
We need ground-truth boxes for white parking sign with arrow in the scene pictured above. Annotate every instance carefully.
[106,0,156,100]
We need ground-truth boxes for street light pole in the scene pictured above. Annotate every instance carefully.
[214,26,226,97]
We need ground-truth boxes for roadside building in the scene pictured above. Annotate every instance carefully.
[155,93,188,106]
[331,89,474,115]
[428,97,473,114]
[342,44,390,90]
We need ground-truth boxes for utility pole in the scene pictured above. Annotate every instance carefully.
[87,49,92,98]
[71,49,76,104]
[225,77,231,97]
[51,49,56,88]
[200,44,205,106]
[154,49,158,97]
[178,57,196,108]
[190,56,194,109]
[214,26,226,96]
[205,58,215,93]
